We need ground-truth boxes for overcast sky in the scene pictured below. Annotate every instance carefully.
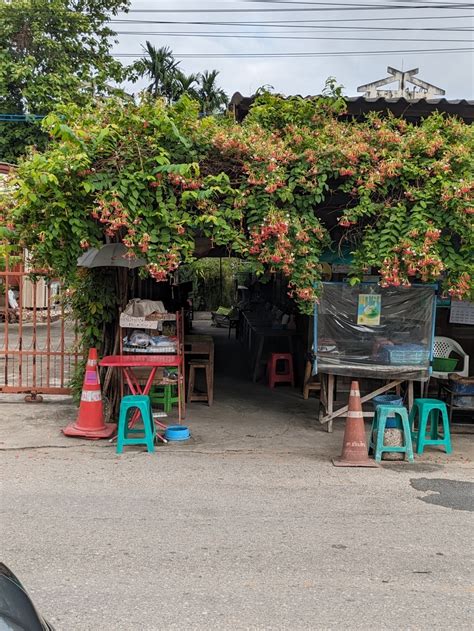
[110,0,474,99]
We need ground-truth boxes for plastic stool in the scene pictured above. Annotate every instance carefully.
[267,353,294,388]
[187,360,213,406]
[409,398,452,455]
[368,404,414,463]
[150,384,178,413]
[117,395,155,454]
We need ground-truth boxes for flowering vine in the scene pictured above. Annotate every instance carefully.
[3,91,473,326]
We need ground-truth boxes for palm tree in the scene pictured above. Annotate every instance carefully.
[135,44,228,113]
[138,42,181,101]
[173,70,200,101]
[197,70,228,116]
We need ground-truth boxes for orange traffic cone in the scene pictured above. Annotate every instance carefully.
[333,380,378,467]
[63,348,115,440]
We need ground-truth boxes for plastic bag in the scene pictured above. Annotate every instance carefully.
[315,283,435,379]
[129,331,152,347]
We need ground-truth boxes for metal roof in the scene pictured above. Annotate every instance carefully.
[229,92,474,123]
[346,96,474,105]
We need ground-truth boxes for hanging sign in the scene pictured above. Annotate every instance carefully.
[357,294,381,326]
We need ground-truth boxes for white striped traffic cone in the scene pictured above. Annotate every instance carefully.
[333,380,378,467]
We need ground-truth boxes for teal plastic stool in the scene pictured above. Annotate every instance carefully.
[117,395,155,454]
[409,398,452,455]
[368,404,414,463]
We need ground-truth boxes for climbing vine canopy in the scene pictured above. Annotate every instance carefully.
[5,92,474,316]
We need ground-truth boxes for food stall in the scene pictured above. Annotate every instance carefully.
[314,283,436,431]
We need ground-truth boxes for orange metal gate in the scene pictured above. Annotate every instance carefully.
[0,255,80,400]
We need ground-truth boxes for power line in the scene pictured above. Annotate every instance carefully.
[113,47,474,58]
[115,30,473,42]
[125,4,474,13]
[237,0,472,6]
[113,26,474,32]
[108,22,474,31]
[237,0,470,4]
[111,26,474,32]
[109,15,474,27]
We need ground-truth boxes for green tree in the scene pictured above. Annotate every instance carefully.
[174,70,200,101]
[133,45,227,114]
[135,42,180,101]
[198,70,228,116]
[0,0,130,162]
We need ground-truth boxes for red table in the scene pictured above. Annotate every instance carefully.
[100,354,185,424]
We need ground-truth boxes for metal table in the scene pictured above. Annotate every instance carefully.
[100,354,185,423]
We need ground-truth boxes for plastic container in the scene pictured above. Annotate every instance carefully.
[381,344,430,365]
[372,394,403,428]
[432,357,458,372]
[164,425,190,441]
[372,394,403,407]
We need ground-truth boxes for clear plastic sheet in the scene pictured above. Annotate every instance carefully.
[315,283,436,380]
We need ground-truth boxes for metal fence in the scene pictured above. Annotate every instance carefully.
[0,255,80,400]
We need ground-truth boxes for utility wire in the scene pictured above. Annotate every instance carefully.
[125,4,474,13]
[113,47,474,58]
[110,26,474,32]
[236,1,471,6]
[115,31,473,42]
[109,15,474,26]
[108,22,474,31]
[237,0,470,4]
[113,26,474,32]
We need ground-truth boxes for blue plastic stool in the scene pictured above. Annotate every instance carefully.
[409,398,452,455]
[117,395,155,454]
[368,404,414,463]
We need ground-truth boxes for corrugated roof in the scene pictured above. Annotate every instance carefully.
[345,96,474,106]
[229,93,474,123]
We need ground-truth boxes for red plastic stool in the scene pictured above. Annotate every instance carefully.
[267,353,295,388]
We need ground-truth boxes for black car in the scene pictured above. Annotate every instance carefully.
[0,563,54,630]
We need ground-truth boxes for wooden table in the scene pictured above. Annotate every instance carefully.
[239,311,272,352]
[184,335,214,403]
[317,364,427,432]
[100,354,185,422]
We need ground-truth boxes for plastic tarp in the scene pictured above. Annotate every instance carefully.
[315,283,435,380]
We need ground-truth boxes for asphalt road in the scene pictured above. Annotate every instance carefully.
[1,446,472,631]
[1,323,473,630]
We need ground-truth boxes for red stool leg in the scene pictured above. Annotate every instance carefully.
[268,354,276,388]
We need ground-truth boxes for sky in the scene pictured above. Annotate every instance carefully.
[110,0,474,100]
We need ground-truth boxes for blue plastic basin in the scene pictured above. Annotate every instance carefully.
[372,395,403,428]
[372,394,403,408]
[165,425,191,441]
